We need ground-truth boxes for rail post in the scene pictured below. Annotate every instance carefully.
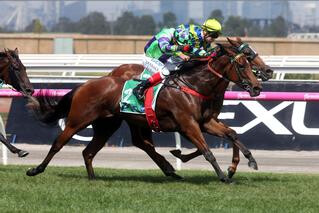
[0,115,8,165]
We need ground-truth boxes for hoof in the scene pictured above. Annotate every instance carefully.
[18,150,29,158]
[88,175,96,180]
[170,149,182,158]
[166,172,184,180]
[220,177,233,184]
[227,167,236,179]
[248,160,258,170]
[26,167,43,176]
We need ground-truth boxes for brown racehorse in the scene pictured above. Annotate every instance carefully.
[89,37,272,179]
[26,42,261,183]
[0,48,34,157]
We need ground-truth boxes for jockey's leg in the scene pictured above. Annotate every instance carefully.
[133,56,168,100]
[133,72,164,100]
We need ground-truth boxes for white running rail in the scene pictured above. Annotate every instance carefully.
[19,54,319,82]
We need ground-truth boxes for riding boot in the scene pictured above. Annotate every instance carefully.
[133,79,151,100]
[133,72,163,100]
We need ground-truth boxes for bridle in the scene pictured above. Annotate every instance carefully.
[237,43,258,61]
[237,42,272,81]
[206,51,252,90]
[172,50,253,99]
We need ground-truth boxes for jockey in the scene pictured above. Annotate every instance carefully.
[133,18,222,100]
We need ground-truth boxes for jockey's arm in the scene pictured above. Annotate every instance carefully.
[189,43,216,57]
[158,37,179,54]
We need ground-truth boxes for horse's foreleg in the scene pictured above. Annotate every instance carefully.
[213,121,257,172]
[225,127,258,171]
[0,133,29,157]
[82,118,122,180]
[129,124,182,180]
[178,118,230,183]
[228,145,240,179]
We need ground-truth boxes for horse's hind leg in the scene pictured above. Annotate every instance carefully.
[0,133,29,157]
[82,118,122,180]
[170,149,201,163]
[129,124,182,180]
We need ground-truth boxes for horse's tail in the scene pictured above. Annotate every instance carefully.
[27,86,80,125]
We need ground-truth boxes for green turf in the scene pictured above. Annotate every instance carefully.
[0,165,318,213]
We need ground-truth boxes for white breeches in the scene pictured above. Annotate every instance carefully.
[142,55,170,78]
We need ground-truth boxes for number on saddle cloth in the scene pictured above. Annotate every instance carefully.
[120,75,163,115]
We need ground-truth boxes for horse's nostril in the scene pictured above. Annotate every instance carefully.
[253,87,262,93]
[266,69,274,76]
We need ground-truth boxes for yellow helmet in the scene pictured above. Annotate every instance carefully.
[202,19,222,38]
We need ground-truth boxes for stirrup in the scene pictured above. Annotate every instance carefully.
[133,86,145,100]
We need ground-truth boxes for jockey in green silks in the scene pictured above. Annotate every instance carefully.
[133,18,222,100]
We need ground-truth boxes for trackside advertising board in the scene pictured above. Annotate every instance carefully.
[6,82,319,150]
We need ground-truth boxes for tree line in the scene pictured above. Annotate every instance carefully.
[0,10,294,37]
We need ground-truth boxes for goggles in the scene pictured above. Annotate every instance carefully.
[207,31,221,39]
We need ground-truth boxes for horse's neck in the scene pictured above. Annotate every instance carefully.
[0,60,9,81]
[0,67,4,80]
[181,59,229,96]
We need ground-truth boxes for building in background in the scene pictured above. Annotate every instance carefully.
[203,1,241,22]
[59,1,87,22]
[0,2,36,31]
[160,0,188,23]
[0,1,87,31]
[242,0,292,26]
[1,1,319,33]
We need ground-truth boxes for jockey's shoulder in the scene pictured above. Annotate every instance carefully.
[176,23,201,29]
[159,28,176,35]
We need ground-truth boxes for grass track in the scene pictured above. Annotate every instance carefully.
[0,165,319,213]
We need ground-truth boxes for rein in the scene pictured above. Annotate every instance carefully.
[167,52,247,100]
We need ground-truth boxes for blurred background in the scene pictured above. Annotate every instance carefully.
[0,0,316,37]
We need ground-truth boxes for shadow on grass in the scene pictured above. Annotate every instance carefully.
[57,172,286,185]
[0,165,288,185]
[0,165,27,173]
[57,172,221,184]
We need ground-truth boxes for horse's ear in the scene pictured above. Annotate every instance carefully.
[14,48,19,55]
[227,37,236,46]
[235,37,242,43]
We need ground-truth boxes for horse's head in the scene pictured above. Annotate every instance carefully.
[0,48,34,96]
[226,37,273,81]
[214,43,262,97]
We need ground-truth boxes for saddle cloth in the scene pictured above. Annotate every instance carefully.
[120,69,163,115]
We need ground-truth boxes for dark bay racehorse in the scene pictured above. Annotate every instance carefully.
[0,48,34,157]
[27,42,261,183]
[168,37,273,172]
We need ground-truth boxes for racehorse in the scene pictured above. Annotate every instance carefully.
[0,48,34,157]
[26,41,261,183]
[77,37,271,179]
